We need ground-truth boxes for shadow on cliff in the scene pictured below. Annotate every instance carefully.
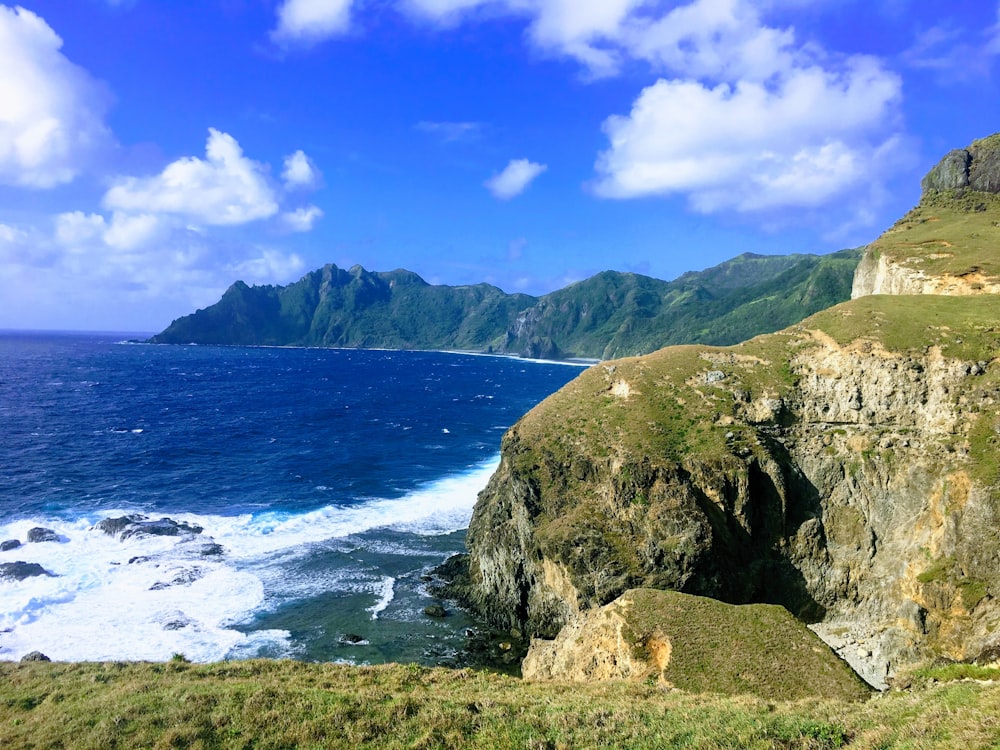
[686,436,827,623]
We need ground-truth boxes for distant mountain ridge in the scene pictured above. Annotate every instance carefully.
[150,249,863,360]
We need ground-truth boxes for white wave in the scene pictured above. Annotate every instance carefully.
[196,455,498,556]
[367,576,395,620]
[0,456,497,662]
[0,518,290,662]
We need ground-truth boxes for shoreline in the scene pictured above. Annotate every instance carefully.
[135,338,599,367]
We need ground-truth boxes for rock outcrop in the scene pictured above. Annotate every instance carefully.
[461,134,1000,690]
[522,588,869,701]
[0,562,55,581]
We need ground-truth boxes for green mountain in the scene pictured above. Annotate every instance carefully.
[150,250,862,360]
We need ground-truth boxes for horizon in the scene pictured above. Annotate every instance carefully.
[0,1,998,331]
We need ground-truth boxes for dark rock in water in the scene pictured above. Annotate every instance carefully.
[340,633,367,645]
[427,554,472,601]
[0,539,21,552]
[98,514,204,540]
[157,612,195,631]
[423,604,448,618]
[26,527,58,543]
[149,568,204,590]
[195,542,224,557]
[97,514,146,537]
[0,562,55,581]
[128,556,152,565]
[20,651,51,662]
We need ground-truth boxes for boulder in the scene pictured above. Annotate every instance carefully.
[0,539,21,552]
[0,562,55,581]
[26,527,58,543]
[97,515,203,540]
[423,604,448,618]
[20,651,51,662]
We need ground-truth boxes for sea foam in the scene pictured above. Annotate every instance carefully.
[0,457,496,662]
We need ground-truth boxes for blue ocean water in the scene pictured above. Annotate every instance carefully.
[0,332,581,664]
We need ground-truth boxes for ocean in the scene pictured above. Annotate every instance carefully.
[0,332,581,665]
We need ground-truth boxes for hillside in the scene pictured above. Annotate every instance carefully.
[149,250,861,360]
[2,659,999,749]
[455,134,1000,689]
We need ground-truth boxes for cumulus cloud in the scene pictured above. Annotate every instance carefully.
[402,0,643,76]
[103,212,164,251]
[104,129,279,226]
[595,57,902,212]
[6,128,322,326]
[282,205,324,232]
[55,211,106,248]
[272,0,354,45]
[282,150,322,190]
[588,1,903,216]
[485,158,547,199]
[0,6,113,188]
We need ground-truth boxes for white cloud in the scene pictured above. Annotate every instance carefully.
[103,212,164,251]
[522,0,644,77]
[595,57,901,212]
[103,129,279,226]
[282,205,324,232]
[55,211,107,247]
[282,150,321,190]
[272,0,354,45]
[485,158,547,199]
[415,120,484,142]
[402,0,643,76]
[229,250,307,282]
[587,1,903,215]
[990,2,1000,55]
[0,6,113,188]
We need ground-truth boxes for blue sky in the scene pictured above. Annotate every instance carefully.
[0,0,998,332]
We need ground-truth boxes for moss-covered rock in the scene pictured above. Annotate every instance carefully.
[522,588,871,702]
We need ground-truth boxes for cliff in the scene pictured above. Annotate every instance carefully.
[852,134,1000,298]
[150,250,861,360]
[461,135,1000,689]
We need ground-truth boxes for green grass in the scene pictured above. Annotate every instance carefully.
[616,590,871,703]
[869,195,1000,280]
[4,660,1000,749]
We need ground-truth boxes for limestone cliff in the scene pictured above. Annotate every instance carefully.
[462,135,1000,690]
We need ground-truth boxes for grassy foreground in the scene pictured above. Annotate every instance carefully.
[2,660,1000,749]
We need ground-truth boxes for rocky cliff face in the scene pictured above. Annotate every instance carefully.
[462,135,1000,690]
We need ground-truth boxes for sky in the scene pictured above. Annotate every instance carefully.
[0,0,998,332]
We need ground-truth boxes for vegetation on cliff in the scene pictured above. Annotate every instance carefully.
[3,659,1000,749]
[149,250,861,360]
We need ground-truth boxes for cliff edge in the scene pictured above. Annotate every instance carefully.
[853,133,1000,298]
[461,135,1000,690]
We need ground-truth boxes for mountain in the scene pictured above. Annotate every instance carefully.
[150,251,862,360]
[450,133,1000,689]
